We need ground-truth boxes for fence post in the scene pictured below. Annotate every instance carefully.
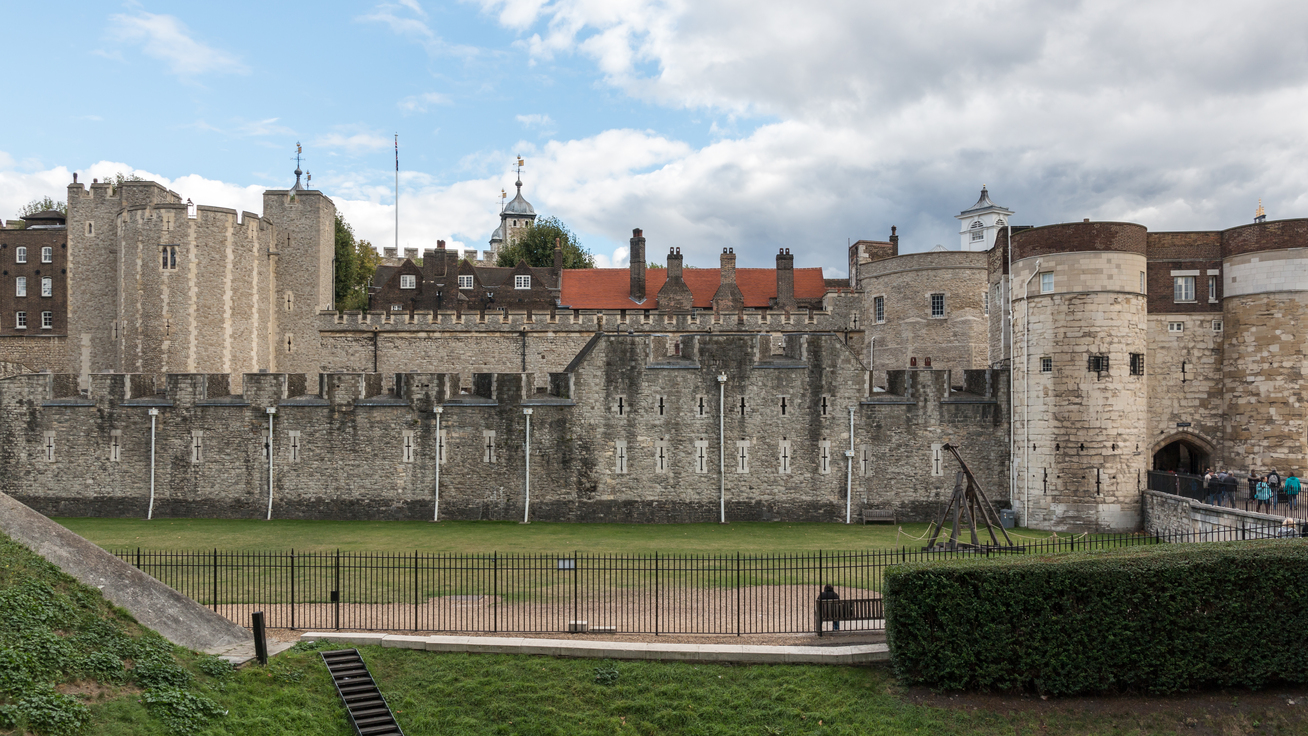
[654,552,659,637]
[414,550,419,632]
[736,551,741,637]
[212,549,217,613]
[334,550,340,631]
[493,553,499,634]
[290,549,295,631]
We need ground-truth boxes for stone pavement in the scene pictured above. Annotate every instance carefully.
[206,639,298,666]
[298,632,889,665]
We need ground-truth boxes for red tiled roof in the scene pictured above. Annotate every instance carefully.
[560,267,826,309]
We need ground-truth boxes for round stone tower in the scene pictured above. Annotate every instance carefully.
[1011,222,1149,531]
[1220,218,1308,478]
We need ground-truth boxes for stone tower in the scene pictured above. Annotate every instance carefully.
[488,174,537,258]
[1010,221,1149,531]
[956,186,1013,253]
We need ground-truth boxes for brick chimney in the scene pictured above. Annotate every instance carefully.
[712,247,745,313]
[890,225,899,256]
[553,237,563,274]
[629,228,646,303]
[656,247,693,312]
[775,247,796,311]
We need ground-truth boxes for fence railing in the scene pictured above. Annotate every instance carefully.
[112,526,1293,635]
[1147,470,1305,519]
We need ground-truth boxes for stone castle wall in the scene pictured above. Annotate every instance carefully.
[1145,314,1224,467]
[2,334,1009,523]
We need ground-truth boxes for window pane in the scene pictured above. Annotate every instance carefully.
[1040,272,1053,293]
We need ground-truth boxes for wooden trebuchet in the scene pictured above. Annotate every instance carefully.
[923,443,1019,552]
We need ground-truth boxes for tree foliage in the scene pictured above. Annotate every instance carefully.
[15,197,66,220]
[334,215,381,311]
[496,216,594,269]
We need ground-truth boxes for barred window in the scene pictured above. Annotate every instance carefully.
[1130,353,1145,376]
[1040,356,1052,373]
[930,293,945,318]
[874,296,884,323]
[1088,354,1109,373]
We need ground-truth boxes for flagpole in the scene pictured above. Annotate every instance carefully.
[394,133,399,253]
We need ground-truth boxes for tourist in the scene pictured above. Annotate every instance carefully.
[1269,468,1282,510]
[1248,470,1260,508]
[1255,476,1273,514]
[1285,472,1300,511]
[818,584,840,631]
[1203,467,1215,505]
[1276,518,1298,539]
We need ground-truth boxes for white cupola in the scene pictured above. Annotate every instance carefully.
[955,186,1014,252]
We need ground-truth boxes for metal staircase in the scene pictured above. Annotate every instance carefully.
[321,648,405,735]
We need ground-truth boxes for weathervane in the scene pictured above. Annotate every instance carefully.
[1255,199,1266,224]
[500,189,507,212]
[291,142,305,189]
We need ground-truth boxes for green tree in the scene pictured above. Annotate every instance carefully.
[495,216,594,268]
[16,196,67,219]
[333,215,380,311]
[646,262,665,269]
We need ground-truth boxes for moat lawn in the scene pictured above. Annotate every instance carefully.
[52,517,1066,554]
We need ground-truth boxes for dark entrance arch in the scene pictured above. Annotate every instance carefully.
[1153,438,1210,475]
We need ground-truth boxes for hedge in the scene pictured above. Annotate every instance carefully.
[884,540,1308,695]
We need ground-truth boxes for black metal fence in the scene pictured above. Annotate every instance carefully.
[1147,470,1306,519]
[112,526,1294,635]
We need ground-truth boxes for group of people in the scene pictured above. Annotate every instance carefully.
[1201,467,1301,513]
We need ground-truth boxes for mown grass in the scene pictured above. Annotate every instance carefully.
[55,517,1069,555]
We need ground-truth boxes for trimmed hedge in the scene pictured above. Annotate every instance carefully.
[884,540,1308,695]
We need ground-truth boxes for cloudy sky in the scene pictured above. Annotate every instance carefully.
[3,1,1306,274]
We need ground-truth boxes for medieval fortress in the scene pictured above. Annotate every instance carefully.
[0,169,1302,532]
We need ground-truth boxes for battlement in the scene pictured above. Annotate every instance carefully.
[318,306,843,332]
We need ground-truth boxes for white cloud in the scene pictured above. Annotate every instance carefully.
[312,130,393,155]
[358,2,480,58]
[107,11,248,77]
[399,92,452,112]
[515,114,553,128]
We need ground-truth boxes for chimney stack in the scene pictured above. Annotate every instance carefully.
[656,247,693,312]
[553,237,563,274]
[711,247,744,313]
[889,226,899,257]
[775,247,796,311]
[629,228,646,303]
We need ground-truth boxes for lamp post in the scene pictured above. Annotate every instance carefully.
[265,406,277,521]
[521,408,533,524]
[147,408,159,521]
[433,405,443,522]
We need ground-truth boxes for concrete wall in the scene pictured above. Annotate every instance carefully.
[1142,489,1290,538]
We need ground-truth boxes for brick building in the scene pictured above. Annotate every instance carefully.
[0,209,69,373]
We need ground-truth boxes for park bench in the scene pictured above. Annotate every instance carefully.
[861,508,896,525]
[815,597,883,637]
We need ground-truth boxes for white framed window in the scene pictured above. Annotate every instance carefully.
[109,430,121,462]
[43,431,55,462]
[288,431,300,462]
[1212,320,1223,332]
[190,431,203,464]
[1168,321,1184,333]
[390,304,403,311]
[653,438,669,473]
[1173,276,1195,302]
[15,311,26,329]
[694,439,709,474]
[483,430,497,463]
[161,246,177,270]
[15,247,26,264]
[778,439,791,474]
[615,439,628,474]
[930,293,945,318]
[931,443,944,476]
[458,275,473,289]
[736,440,750,474]
[400,274,416,289]
[1040,356,1052,373]
[41,278,51,297]
[819,440,832,475]
[40,247,52,264]
[874,296,885,323]
[515,274,531,289]
[40,311,52,329]
[1208,275,1218,302]
[1040,272,1054,294]
[970,220,984,241]
[15,277,25,298]
[402,430,414,463]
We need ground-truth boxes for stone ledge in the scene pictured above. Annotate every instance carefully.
[298,632,890,665]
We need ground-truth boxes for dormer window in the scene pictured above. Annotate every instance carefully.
[458,275,473,289]
[515,275,531,289]
[400,274,416,289]
[970,221,984,241]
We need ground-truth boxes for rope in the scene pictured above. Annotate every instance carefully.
[895,523,937,542]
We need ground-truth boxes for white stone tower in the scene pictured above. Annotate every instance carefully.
[488,159,537,259]
[956,186,1013,252]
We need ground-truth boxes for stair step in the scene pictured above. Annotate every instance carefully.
[321,649,405,736]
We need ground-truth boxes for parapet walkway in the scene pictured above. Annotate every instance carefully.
[299,632,889,666]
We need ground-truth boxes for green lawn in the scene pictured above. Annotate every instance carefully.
[54,517,1071,555]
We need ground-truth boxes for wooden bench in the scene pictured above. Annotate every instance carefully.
[861,508,896,525]
[815,598,883,636]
